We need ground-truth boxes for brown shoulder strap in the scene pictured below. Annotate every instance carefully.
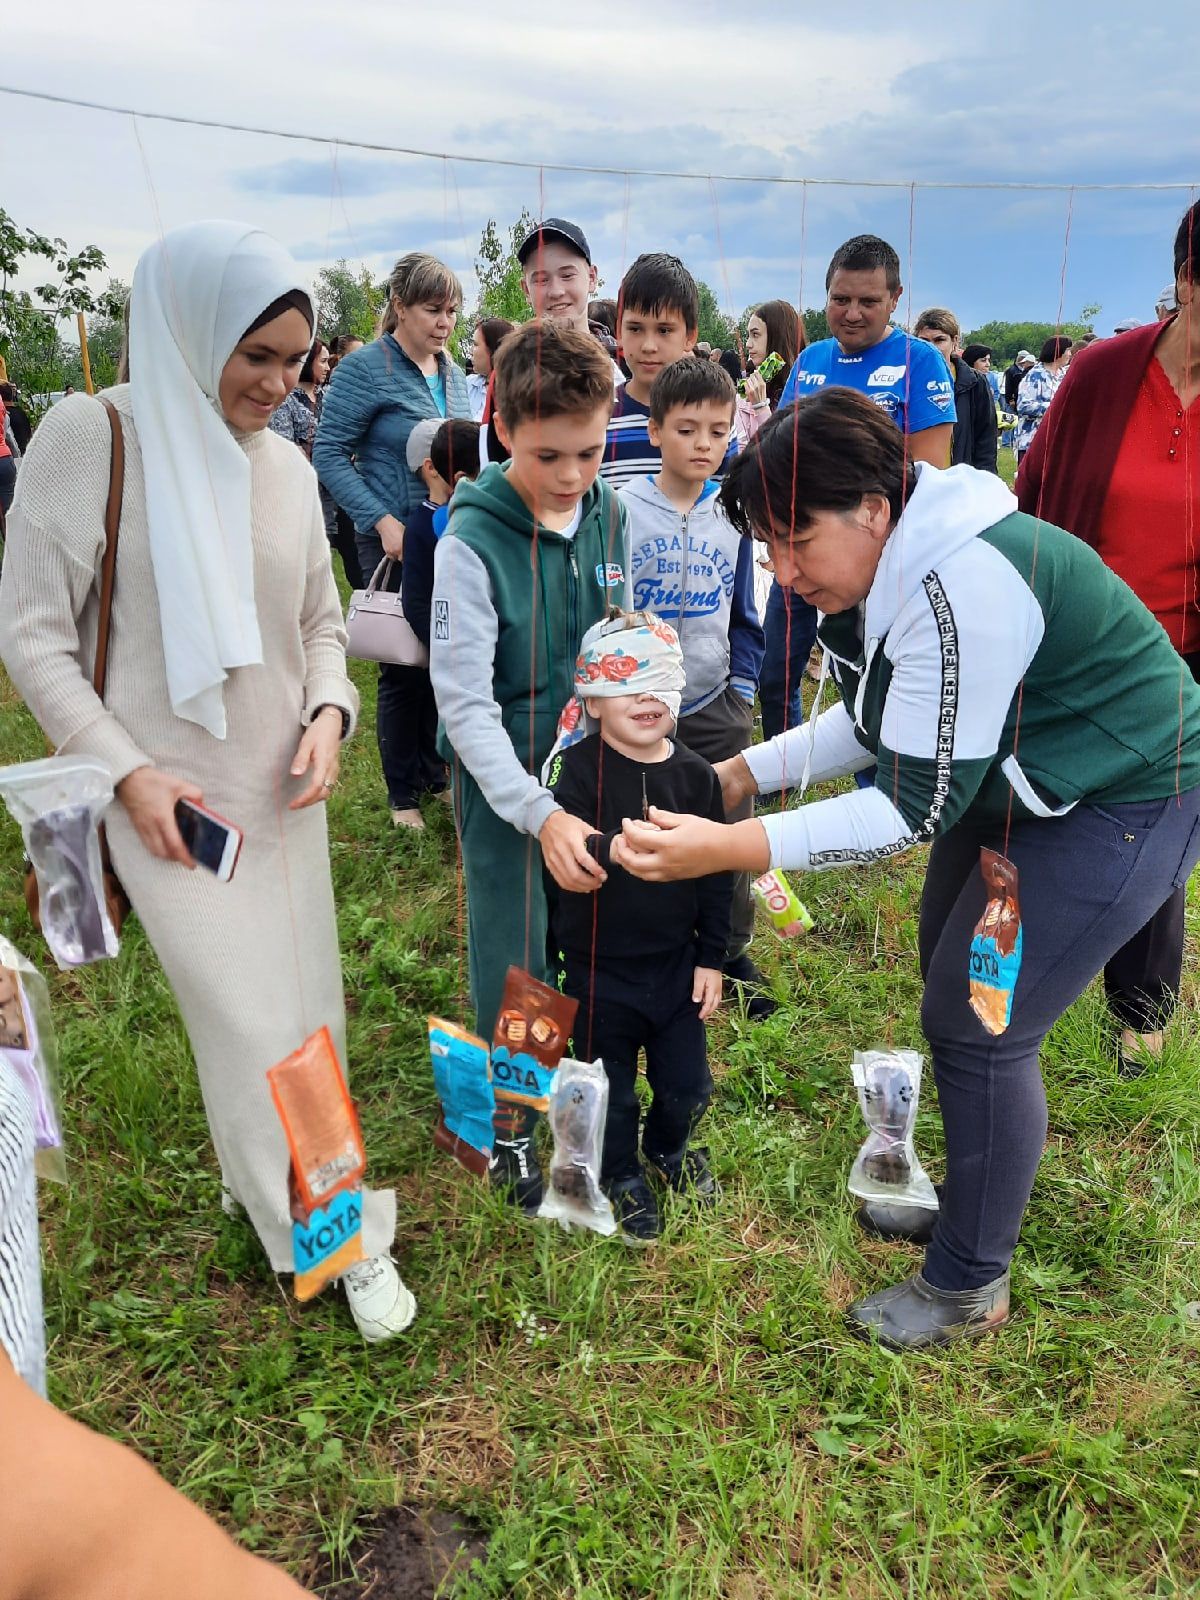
[93,398,124,699]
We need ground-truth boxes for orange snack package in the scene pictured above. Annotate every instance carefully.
[267,1026,366,1213]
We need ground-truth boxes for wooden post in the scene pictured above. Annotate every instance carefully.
[77,311,94,395]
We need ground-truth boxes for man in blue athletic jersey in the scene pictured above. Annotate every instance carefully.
[779,234,955,467]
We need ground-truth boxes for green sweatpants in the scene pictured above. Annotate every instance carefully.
[454,765,552,1045]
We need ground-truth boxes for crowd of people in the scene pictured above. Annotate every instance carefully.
[0,196,1196,1587]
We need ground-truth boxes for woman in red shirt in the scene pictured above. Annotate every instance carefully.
[0,391,16,523]
[1017,200,1200,1075]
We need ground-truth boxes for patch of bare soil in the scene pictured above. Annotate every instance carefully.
[311,1508,486,1599]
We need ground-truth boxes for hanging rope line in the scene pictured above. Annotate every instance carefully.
[3,83,1198,193]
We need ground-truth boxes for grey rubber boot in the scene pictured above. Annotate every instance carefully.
[847,1270,1011,1350]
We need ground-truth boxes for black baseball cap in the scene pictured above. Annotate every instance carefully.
[517,217,592,267]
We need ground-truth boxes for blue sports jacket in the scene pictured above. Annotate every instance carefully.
[313,334,470,534]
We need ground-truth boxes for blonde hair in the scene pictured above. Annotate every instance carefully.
[387,252,463,313]
[914,306,961,342]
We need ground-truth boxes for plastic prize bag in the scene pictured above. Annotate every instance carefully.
[538,1058,616,1236]
[0,755,120,969]
[847,1048,937,1209]
[267,1027,366,1301]
[0,937,66,1183]
[491,966,577,1113]
[429,1016,494,1176]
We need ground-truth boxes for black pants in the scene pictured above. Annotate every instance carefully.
[331,506,365,591]
[677,686,755,957]
[759,581,818,742]
[356,532,445,810]
[917,789,1200,1292]
[318,485,365,590]
[564,945,712,1184]
[1103,649,1200,1032]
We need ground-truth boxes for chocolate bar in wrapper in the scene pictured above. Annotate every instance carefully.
[491,967,577,1112]
[968,849,1023,1037]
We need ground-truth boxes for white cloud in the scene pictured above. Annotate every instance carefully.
[2,0,1198,331]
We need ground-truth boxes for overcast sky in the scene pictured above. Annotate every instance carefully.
[4,0,1199,336]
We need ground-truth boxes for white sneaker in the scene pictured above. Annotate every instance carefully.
[341,1255,417,1342]
[391,807,425,831]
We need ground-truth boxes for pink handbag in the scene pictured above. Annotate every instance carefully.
[345,558,429,668]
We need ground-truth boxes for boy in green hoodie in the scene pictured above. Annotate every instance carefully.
[429,318,631,1210]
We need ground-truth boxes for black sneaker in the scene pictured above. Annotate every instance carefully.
[489,1136,543,1215]
[723,952,778,1022]
[606,1173,661,1244]
[646,1146,719,1205]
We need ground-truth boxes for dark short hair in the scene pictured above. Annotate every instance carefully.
[478,317,515,360]
[0,383,14,402]
[299,337,328,386]
[961,343,992,367]
[648,356,736,424]
[589,298,618,337]
[494,317,615,432]
[825,234,901,293]
[617,252,699,331]
[1040,335,1072,364]
[717,348,743,385]
[430,418,480,483]
[1173,201,1199,284]
[719,387,915,540]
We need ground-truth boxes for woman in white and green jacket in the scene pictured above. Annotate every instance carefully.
[613,386,1200,1352]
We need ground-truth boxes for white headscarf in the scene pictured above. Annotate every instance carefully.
[129,221,313,738]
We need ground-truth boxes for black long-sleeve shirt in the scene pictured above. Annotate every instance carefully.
[546,733,732,970]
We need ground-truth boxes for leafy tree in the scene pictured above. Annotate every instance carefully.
[71,277,129,390]
[802,308,830,345]
[695,281,736,350]
[962,307,1099,366]
[471,209,538,327]
[0,209,120,400]
[314,260,386,343]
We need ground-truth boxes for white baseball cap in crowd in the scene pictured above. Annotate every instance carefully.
[1113,317,1142,334]
[406,417,442,474]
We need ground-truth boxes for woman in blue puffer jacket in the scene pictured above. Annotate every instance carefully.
[314,252,470,828]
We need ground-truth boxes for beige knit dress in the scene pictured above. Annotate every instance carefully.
[0,388,396,1271]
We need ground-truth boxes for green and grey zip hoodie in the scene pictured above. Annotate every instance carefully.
[743,463,1200,871]
[430,462,630,837]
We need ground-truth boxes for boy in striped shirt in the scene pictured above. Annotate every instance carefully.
[600,253,736,489]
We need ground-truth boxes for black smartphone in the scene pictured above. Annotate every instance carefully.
[174,799,244,881]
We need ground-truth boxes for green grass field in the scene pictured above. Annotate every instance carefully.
[3,533,1199,1596]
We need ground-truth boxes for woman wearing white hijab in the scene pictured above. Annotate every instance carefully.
[0,221,412,1342]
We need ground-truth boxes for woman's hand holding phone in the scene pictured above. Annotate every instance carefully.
[117,766,203,868]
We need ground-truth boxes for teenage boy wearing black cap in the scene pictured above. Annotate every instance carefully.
[518,217,597,335]
[517,218,621,375]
